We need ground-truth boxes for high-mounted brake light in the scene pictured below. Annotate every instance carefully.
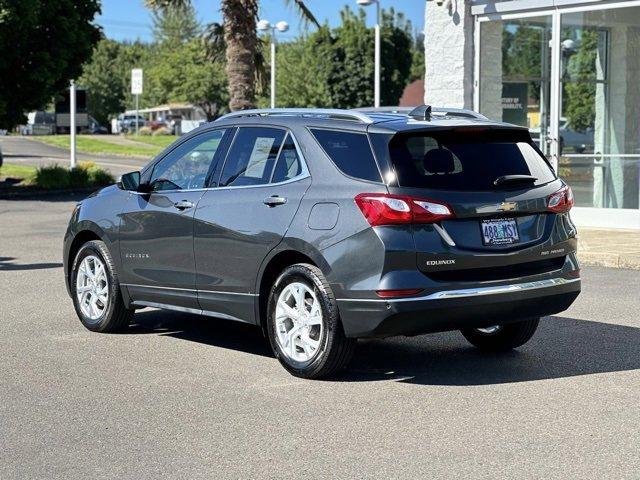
[355,193,454,227]
[547,185,574,213]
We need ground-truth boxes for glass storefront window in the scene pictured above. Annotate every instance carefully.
[479,16,552,156]
[560,9,640,210]
[479,7,640,213]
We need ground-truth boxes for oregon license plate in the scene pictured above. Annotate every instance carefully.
[481,218,520,246]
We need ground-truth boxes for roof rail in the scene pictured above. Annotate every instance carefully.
[216,108,374,124]
[354,106,488,120]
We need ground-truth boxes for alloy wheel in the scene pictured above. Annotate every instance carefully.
[76,255,109,321]
[275,282,324,363]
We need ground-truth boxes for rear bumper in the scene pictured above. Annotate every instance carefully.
[337,277,581,338]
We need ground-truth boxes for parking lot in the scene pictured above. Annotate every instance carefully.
[1,195,639,479]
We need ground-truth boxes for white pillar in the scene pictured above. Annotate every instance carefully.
[374,0,381,108]
[478,20,503,121]
[70,80,77,169]
[424,0,474,109]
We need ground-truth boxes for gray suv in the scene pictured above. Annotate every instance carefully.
[63,106,581,379]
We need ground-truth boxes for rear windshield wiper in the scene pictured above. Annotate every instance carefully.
[493,175,538,187]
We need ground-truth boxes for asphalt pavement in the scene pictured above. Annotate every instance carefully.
[1,136,149,177]
[1,196,639,479]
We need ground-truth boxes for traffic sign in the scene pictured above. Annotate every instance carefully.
[131,68,143,95]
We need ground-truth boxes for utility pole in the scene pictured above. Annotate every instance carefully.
[70,80,77,169]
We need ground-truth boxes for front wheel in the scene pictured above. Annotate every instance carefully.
[266,263,355,379]
[461,318,540,352]
[71,240,133,332]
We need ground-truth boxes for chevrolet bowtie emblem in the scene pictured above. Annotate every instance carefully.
[497,201,517,212]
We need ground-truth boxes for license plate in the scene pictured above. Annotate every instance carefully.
[481,218,520,246]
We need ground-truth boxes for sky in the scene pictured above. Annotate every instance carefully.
[96,0,426,42]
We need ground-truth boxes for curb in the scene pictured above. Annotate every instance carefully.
[578,252,640,270]
[0,187,98,200]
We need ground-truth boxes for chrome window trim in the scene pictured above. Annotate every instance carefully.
[128,128,310,195]
[148,127,230,191]
[217,125,310,189]
[306,126,385,185]
[336,277,580,303]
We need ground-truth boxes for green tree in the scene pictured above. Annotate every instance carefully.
[265,7,414,109]
[146,40,228,120]
[502,22,549,107]
[79,39,127,125]
[409,33,425,82]
[152,3,201,44]
[145,0,319,111]
[564,29,597,132]
[0,0,101,129]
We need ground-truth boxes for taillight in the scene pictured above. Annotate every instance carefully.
[547,185,574,213]
[355,193,453,226]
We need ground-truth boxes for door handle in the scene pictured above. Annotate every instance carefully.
[174,200,194,210]
[263,195,287,207]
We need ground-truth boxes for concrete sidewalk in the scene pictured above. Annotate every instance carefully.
[578,228,640,269]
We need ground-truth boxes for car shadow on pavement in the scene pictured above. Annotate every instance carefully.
[343,316,640,385]
[125,311,640,385]
[0,257,62,271]
[0,191,92,202]
[127,309,272,358]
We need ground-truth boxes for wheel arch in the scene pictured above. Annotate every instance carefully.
[255,243,329,334]
[65,221,110,294]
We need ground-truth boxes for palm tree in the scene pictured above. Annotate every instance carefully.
[146,0,319,111]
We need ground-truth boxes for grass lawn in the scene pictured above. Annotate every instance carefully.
[0,163,37,185]
[125,135,179,149]
[33,135,162,158]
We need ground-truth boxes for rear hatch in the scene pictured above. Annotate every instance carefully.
[374,127,572,280]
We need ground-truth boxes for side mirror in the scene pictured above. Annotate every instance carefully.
[119,171,141,191]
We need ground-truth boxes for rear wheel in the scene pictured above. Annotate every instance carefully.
[266,263,355,379]
[461,318,540,351]
[71,240,133,332]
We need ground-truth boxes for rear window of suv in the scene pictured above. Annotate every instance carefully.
[311,129,381,182]
[387,129,556,190]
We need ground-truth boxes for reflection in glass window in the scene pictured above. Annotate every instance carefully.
[151,129,226,191]
[271,134,302,183]
[220,127,285,187]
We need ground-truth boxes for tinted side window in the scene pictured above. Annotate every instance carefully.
[150,129,226,191]
[271,134,302,183]
[311,129,381,182]
[220,127,285,187]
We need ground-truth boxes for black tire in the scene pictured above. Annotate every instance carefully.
[461,318,540,352]
[70,240,133,333]
[266,263,355,379]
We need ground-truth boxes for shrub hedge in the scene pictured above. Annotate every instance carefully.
[35,162,114,189]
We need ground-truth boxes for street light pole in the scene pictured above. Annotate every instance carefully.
[258,19,289,109]
[270,37,276,109]
[69,80,77,169]
[357,0,381,108]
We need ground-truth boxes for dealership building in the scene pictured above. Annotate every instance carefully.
[424,0,640,229]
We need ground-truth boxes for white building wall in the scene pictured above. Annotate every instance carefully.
[424,0,474,109]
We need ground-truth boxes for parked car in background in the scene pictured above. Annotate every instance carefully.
[559,118,594,154]
[81,116,109,135]
[529,117,594,155]
[150,114,183,134]
[117,114,146,134]
[64,106,580,379]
